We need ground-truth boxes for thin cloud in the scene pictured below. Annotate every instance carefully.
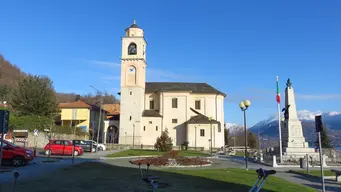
[147,68,196,81]
[247,88,341,101]
[85,59,199,82]
[296,94,341,100]
[85,59,121,67]
[100,76,121,80]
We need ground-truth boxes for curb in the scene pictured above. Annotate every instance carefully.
[288,170,335,180]
[101,155,212,160]
[100,156,213,168]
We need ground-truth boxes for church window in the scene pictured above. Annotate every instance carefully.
[172,98,178,108]
[200,129,205,137]
[130,91,132,95]
[128,43,137,55]
[149,100,154,109]
[156,126,158,131]
[149,121,152,124]
[195,100,201,110]
[143,126,146,131]
[130,116,132,121]
[172,119,178,123]
[218,125,221,132]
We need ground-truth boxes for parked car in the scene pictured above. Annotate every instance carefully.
[88,140,106,151]
[73,140,96,153]
[1,140,34,166]
[44,140,83,156]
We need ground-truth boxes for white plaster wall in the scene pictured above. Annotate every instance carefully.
[161,92,189,145]
[119,87,145,145]
[187,124,214,150]
[144,93,160,111]
[140,117,162,146]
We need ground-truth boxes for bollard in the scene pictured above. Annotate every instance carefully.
[13,170,20,192]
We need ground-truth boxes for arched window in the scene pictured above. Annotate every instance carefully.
[128,43,137,55]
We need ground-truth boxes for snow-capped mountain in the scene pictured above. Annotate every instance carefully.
[249,110,341,145]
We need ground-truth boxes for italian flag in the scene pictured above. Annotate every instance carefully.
[276,76,280,104]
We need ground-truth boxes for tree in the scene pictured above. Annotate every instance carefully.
[10,75,58,116]
[316,126,332,148]
[154,129,173,152]
[248,131,257,148]
[224,128,229,145]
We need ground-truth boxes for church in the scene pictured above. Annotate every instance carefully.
[111,21,226,150]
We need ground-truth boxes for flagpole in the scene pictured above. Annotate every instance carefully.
[277,76,283,164]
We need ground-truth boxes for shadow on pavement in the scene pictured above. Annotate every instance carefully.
[0,160,278,192]
[291,175,341,192]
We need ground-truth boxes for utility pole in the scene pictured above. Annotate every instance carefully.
[89,85,104,144]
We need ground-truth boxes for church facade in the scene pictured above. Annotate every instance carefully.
[118,21,226,150]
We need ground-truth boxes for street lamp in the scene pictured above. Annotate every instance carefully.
[208,116,213,157]
[89,85,103,144]
[239,100,251,170]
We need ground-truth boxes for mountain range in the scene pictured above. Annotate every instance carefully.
[229,110,341,147]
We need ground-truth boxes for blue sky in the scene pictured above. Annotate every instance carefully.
[1,0,340,126]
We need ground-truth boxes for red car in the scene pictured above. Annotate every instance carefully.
[1,140,34,166]
[44,140,83,156]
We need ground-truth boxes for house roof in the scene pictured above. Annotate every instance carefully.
[59,101,92,109]
[145,82,226,97]
[58,100,107,112]
[142,110,162,117]
[103,104,120,115]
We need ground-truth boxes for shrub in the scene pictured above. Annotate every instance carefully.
[154,128,173,152]
[181,141,189,151]
[177,157,209,166]
[130,157,168,166]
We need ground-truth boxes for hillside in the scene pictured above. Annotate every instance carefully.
[0,54,119,105]
[248,110,341,147]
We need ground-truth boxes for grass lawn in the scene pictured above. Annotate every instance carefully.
[295,170,335,177]
[0,162,316,192]
[106,149,210,158]
[234,151,245,157]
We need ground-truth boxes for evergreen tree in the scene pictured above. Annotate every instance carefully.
[10,75,58,117]
[224,128,229,145]
[247,131,257,148]
[316,126,332,148]
[154,129,173,151]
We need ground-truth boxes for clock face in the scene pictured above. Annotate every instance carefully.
[128,66,136,73]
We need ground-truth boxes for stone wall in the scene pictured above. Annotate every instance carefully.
[7,132,88,149]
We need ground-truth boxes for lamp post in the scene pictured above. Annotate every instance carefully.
[208,117,213,157]
[89,85,103,144]
[239,100,251,170]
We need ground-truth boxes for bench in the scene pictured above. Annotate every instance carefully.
[330,169,341,182]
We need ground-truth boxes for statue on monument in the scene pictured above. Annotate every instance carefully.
[282,105,290,120]
[286,78,292,88]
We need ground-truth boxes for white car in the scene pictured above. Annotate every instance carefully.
[89,140,106,151]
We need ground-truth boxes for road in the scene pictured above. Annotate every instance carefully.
[0,150,118,183]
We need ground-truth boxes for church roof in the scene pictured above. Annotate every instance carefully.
[142,110,162,117]
[187,114,220,124]
[125,23,140,31]
[145,82,226,97]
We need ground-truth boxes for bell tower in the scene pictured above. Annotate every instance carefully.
[119,20,147,145]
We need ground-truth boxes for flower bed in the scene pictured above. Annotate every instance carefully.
[129,150,211,167]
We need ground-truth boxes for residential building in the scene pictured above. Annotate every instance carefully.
[57,100,106,140]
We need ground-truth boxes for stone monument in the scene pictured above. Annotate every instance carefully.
[281,79,318,159]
